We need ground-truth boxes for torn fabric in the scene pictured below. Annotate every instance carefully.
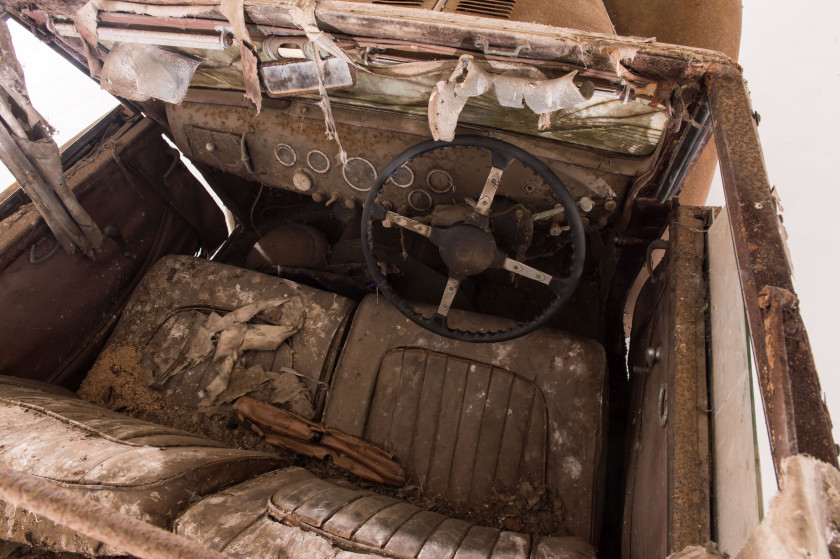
[221,0,262,112]
[290,0,352,165]
[145,296,306,406]
[428,55,589,141]
[216,365,315,419]
[667,455,840,559]
[101,43,201,104]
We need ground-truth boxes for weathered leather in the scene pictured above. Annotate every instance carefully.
[0,379,281,556]
[323,296,607,543]
[175,467,597,559]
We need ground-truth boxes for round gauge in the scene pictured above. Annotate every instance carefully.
[387,164,414,188]
[343,157,377,192]
[306,150,330,174]
[274,143,296,166]
[426,169,453,193]
[408,189,433,212]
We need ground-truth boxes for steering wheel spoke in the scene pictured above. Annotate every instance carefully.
[474,166,504,217]
[436,275,462,317]
[373,204,444,245]
[497,255,553,285]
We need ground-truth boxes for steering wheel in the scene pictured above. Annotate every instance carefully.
[361,135,585,343]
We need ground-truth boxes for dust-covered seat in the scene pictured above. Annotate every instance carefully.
[174,467,597,559]
[84,254,357,415]
[323,295,607,544]
[0,376,280,556]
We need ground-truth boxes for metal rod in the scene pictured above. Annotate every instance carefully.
[0,465,230,559]
[54,23,232,50]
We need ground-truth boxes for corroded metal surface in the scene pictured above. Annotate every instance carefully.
[708,69,838,471]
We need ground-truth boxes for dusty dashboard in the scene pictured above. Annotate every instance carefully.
[166,95,642,239]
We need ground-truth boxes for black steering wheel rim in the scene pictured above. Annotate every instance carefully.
[361,135,585,343]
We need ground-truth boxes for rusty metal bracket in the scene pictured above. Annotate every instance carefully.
[757,286,800,465]
[708,68,837,475]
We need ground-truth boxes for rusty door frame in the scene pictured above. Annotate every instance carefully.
[707,67,837,475]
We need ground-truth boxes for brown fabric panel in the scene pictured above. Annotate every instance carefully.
[520,395,548,487]
[364,350,405,445]
[292,486,367,528]
[493,377,536,487]
[352,503,420,548]
[469,367,514,504]
[417,518,473,559]
[453,525,501,559]
[384,510,448,557]
[412,352,447,486]
[425,356,470,498]
[489,531,530,559]
[447,362,493,506]
[388,349,428,461]
[176,468,315,551]
[322,494,400,539]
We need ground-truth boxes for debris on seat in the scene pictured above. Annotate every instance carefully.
[233,396,406,486]
[216,365,315,419]
[144,296,307,407]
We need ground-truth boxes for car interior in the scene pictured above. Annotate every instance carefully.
[0,0,748,556]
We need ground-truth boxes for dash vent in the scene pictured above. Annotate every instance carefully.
[455,0,515,18]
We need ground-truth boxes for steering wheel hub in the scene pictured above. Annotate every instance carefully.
[438,224,497,276]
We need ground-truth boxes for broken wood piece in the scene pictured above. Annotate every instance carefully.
[233,396,406,486]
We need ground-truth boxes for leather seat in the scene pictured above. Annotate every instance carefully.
[87,254,356,414]
[0,377,280,556]
[174,467,597,559]
[323,295,607,543]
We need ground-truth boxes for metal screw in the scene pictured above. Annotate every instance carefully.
[513,265,520,270]
[416,226,423,232]
[442,304,448,309]
[447,286,455,292]
[395,217,402,223]
[491,178,497,184]
[535,274,542,279]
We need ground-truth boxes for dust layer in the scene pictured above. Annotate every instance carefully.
[78,344,564,537]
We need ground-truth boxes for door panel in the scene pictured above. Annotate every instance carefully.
[0,113,226,386]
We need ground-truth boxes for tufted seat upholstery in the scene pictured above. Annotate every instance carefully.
[174,467,597,559]
[0,377,281,556]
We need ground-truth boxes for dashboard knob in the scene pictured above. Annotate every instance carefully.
[293,169,313,192]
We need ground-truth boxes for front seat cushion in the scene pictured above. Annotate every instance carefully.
[0,377,281,556]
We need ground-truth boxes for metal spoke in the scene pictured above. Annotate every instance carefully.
[501,257,553,285]
[474,167,504,216]
[381,211,433,237]
[436,275,462,317]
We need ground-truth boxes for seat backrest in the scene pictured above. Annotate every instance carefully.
[323,296,607,543]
